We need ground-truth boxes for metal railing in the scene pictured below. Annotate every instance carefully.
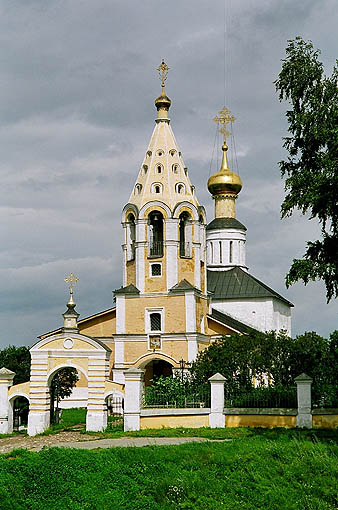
[224,386,297,408]
[143,386,211,409]
[179,242,192,258]
[148,241,163,258]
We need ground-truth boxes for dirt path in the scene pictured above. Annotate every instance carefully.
[0,431,101,454]
[0,432,227,454]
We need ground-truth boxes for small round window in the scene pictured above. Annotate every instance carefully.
[156,149,164,157]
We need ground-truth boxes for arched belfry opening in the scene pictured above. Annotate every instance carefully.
[179,212,192,258]
[148,211,164,257]
[126,213,136,261]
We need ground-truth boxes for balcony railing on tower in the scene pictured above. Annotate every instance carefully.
[148,241,163,258]
[179,242,192,258]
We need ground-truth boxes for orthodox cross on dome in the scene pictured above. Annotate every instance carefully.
[213,107,236,144]
[64,272,79,295]
[157,59,169,90]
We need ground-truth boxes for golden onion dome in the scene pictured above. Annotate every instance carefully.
[155,89,171,111]
[207,143,242,196]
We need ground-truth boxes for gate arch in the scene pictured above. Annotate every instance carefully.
[27,331,112,436]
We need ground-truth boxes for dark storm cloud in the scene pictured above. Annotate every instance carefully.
[1,0,337,348]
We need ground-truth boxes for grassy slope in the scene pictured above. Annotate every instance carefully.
[0,434,338,510]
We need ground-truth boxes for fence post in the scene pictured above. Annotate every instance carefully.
[295,373,313,429]
[0,368,15,434]
[208,373,226,428]
[123,367,144,431]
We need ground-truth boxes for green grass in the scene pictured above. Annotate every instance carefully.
[0,433,338,509]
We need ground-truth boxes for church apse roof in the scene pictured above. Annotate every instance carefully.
[207,267,293,306]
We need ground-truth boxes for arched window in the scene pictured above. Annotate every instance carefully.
[156,164,163,174]
[151,182,163,194]
[169,149,176,156]
[179,212,192,258]
[156,149,164,157]
[176,183,185,194]
[126,213,136,261]
[172,164,179,173]
[134,183,142,194]
[148,211,163,258]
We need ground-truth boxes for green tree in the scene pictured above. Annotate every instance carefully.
[0,345,31,384]
[275,37,338,301]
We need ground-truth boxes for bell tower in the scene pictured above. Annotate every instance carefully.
[113,62,209,384]
[121,61,207,293]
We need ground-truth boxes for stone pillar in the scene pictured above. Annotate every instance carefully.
[295,373,313,429]
[124,368,144,431]
[209,373,226,428]
[0,368,15,434]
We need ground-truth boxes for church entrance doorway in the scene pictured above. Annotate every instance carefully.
[144,359,173,386]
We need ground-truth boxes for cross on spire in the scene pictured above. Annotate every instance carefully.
[157,59,169,90]
[213,106,236,143]
[64,273,79,294]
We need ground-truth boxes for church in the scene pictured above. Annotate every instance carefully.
[1,61,293,435]
[37,61,292,389]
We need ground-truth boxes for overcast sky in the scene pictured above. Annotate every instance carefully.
[0,0,337,349]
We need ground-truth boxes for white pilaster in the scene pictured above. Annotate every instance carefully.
[187,337,198,363]
[116,295,125,334]
[166,218,179,290]
[114,340,125,367]
[185,292,196,333]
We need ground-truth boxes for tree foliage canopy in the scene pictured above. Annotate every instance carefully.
[190,329,338,406]
[0,345,31,385]
[50,368,79,405]
[275,37,338,301]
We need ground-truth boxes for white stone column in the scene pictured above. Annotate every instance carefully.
[124,367,144,431]
[0,368,15,434]
[209,373,226,428]
[295,373,313,429]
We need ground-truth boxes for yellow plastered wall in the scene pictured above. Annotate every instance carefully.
[75,371,87,388]
[42,337,97,351]
[163,340,187,361]
[124,341,149,363]
[312,414,338,429]
[207,318,234,336]
[177,257,195,287]
[79,310,116,336]
[144,257,167,293]
[195,296,208,332]
[47,357,89,375]
[140,414,209,429]
[200,261,205,293]
[126,260,136,287]
[225,415,296,428]
[124,295,186,334]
